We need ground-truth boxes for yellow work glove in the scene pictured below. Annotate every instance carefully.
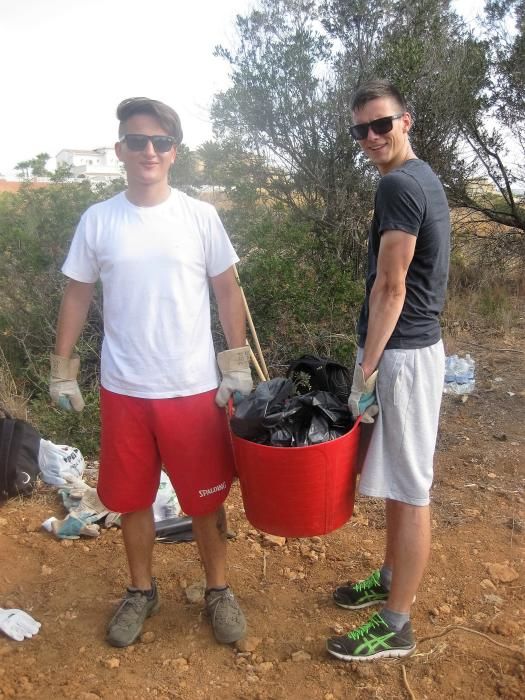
[49,353,85,412]
[348,364,379,424]
[215,347,253,407]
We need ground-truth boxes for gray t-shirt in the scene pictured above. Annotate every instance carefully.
[357,159,450,349]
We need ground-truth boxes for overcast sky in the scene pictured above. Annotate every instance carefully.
[0,0,484,178]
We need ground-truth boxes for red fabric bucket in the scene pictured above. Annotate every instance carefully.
[231,419,361,537]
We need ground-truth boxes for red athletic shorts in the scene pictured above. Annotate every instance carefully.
[97,387,235,516]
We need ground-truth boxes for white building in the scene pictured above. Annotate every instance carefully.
[56,147,123,184]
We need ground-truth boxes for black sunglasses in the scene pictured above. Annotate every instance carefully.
[120,134,176,153]
[350,113,405,141]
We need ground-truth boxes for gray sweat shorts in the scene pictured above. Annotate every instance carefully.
[357,340,445,506]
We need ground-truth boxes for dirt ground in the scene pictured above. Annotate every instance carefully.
[0,323,524,700]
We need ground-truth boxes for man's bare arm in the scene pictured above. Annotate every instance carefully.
[55,279,96,357]
[210,266,246,349]
[360,230,416,378]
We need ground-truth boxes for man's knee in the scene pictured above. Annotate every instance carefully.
[386,498,428,508]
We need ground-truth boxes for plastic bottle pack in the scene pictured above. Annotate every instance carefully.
[443,354,476,394]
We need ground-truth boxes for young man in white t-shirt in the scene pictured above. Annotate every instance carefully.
[49,97,253,647]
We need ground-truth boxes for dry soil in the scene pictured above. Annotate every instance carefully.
[0,325,524,700]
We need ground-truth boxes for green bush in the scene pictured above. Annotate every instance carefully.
[443,220,522,334]
[230,210,364,374]
[29,390,100,458]
[0,179,122,455]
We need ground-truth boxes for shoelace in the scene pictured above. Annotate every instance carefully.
[347,612,384,640]
[115,591,150,627]
[354,570,381,592]
[207,589,233,609]
[206,589,243,623]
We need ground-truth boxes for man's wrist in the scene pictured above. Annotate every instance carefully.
[359,363,376,381]
[217,347,250,372]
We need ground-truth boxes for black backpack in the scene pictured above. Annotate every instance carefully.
[286,354,353,403]
[0,407,41,500]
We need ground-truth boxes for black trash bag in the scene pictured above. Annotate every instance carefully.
[286,354,353,403]
[230,377,296,444]
[293,391,352,446]
[231,379,354,447]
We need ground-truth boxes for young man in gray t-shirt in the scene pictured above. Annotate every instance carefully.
[327,80,450,661]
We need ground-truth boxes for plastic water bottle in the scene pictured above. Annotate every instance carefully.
[465,354,475,381]
[445,355,457,382]
[443,355,458,393]
[454,357,470,393]
[464,353,476,393]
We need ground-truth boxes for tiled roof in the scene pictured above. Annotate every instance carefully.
[0,179,50,193]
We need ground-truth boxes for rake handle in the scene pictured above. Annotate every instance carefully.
[234,265,270,381]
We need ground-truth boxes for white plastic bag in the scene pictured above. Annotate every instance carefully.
[38,439,85,486]
[153,471,181,521]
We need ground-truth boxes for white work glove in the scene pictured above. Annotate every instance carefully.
[348,364,379,424]
[215,347,253,407]
[49,353,85,412]
[0,608,41,641]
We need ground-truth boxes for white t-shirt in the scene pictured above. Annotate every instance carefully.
[62,188,239,398]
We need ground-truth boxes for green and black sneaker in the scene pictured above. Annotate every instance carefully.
[326,611,416,662]
[333,569,389,610]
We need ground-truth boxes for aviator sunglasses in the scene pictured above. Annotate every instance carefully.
[350,113,405,141]
[120,133,176,153]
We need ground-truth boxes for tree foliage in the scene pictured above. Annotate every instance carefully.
[212,0,524,242]
[231,209,364,371]
[445,0,525,235]
[212,0,492,277]
[169,143,202,195]
[15,152,51,179]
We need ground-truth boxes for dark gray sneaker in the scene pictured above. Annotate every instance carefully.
[333,569,389,610]
[327,611,416,661]
[106,581,160,647]
[205,587,247,644]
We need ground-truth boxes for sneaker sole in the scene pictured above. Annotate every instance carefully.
[326,643,416,662]
[106,599,161,648]
[333,594,416,611]
[214,619,247,645]
[333,598,387,610]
